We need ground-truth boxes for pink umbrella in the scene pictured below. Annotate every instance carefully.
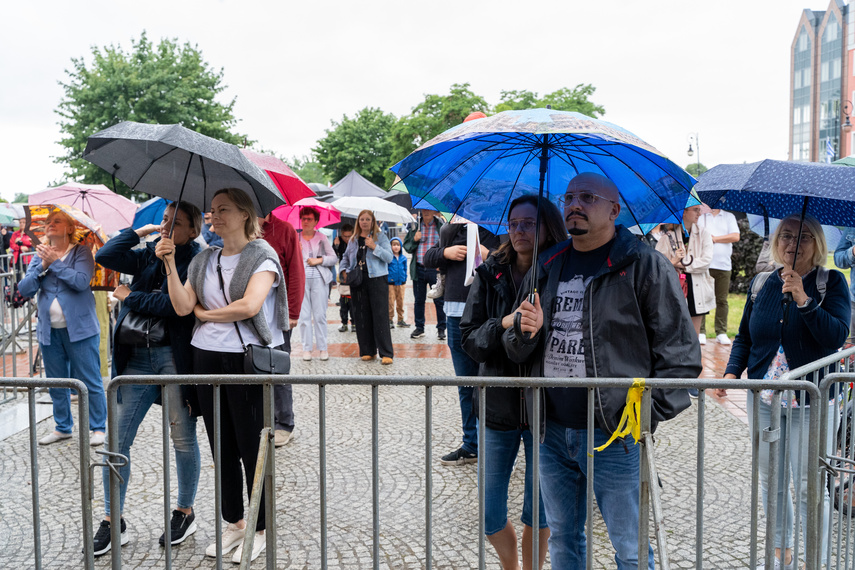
[240,149,316,206]
[29,182,137,235]
[272,197,341,229]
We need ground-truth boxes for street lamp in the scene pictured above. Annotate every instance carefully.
[687,133,700,177]
[843,100,853,132]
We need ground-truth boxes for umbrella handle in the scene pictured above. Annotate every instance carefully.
[513,306,535,341]
[682,254,694,266]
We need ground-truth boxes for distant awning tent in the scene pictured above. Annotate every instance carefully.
[329,170,387,198]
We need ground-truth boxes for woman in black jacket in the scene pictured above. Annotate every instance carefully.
[91,201,203,556]
[460,195,566,570]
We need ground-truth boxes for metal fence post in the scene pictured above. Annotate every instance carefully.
[696,388,705,569]
[319,384,328,570]
[638,388,650,570]
[478,384,486,570]
[425,385,432,570]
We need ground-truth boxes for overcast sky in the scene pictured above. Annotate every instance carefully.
[0,0,823,203]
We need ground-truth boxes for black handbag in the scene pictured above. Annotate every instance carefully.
[216,252,290,375]
[117,310,168,347]
[343,244,366,288]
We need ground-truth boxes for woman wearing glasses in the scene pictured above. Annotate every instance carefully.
[460,195,566,570]
[719,213,849,569]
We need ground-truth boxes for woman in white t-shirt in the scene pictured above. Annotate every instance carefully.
[158,188,287,564]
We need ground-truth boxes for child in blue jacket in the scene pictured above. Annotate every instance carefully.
[387,237,409,328]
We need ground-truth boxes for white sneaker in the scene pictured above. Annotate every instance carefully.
[319,351,329,361]
[205,523,246,557]
[698,333,706,345]
[231,531,265,564]
[755,556,797,570]
[38,431,72,445]
[716,333,732,345]
[90,431,105,447]
[302,353,312,361]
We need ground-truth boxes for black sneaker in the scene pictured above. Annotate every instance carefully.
[397,321,411,328]
[440,447,477,466]
[93,518,128,557]
[410,328,425,339]
[350,325,356,332]
[338,324,348,332]
[159,509,197,546]
[390,320,395,329]
[437,329,447,341]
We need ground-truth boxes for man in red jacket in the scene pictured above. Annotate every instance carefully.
[260,214,305,447]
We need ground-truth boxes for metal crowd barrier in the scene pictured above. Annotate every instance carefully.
[0,377,94,570]
[0,251,39,400]
[8,365,850,569]
[101,373,830,570]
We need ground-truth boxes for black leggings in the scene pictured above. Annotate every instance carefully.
[193,347,266,531]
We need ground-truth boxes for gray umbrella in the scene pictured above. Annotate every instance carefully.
[82,121,284,216]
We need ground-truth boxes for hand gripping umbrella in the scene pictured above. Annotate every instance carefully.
[82,122,285,236]
[390,108,699,308]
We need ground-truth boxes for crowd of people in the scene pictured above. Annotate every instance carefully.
[8,164,853,569]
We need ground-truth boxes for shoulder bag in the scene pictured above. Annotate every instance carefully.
[216,252,290,375]
[116,266,168,347]
[343,243,366,289]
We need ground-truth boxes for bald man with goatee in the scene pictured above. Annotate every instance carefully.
[502,172,700,569]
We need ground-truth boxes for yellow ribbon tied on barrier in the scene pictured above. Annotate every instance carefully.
[593,379,644,453]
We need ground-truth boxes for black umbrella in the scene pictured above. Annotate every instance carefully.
[83,121,284,217]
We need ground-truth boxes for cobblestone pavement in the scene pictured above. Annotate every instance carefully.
[0,285,781,569]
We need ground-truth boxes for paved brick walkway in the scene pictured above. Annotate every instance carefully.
[0,285,768,569]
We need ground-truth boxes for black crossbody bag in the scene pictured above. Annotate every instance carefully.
[216,251,290,375]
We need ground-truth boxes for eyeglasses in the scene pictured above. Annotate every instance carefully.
[561,192,615,206]
[779,233,815,244]
[506,219,537,233]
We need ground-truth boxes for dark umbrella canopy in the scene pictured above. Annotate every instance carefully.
[695,159,855,227]
[83,121,284,216]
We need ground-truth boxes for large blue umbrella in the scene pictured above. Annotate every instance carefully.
[390,108,699,237]
[132,196,169,229]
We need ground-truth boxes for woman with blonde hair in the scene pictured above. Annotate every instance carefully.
[19,208,106,446]
[340,209,394,364]
[158,187,288,564]
[720,213,849,569]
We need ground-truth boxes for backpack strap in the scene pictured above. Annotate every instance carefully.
[750,271,774,304]
[750,266,829,305]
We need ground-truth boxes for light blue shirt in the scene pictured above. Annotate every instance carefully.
[340,233,393,278]
[18,244,100,346]
[833,230,855,302]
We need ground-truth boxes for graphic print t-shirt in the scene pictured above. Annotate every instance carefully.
[544,240,612,428]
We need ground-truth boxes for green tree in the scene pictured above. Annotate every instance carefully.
[289,155,328,184]
[494,84,605,117]
[387,83,489,186]
[685,163,708,178]
[55,32,247,199]
[13,193,28,204]
[313,107,397,188]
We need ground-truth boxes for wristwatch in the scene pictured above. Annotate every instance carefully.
[797,297,812,309]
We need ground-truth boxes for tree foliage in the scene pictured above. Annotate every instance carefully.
[313,107,397,188]
[55,32,247,199]
[289,155,328,184]
[387,83,489,186]
[685,163,709,178]
[494,84,605,117]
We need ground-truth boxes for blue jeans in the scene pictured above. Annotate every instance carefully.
[103,346,200,516]
[481,426,547,535]
[41,328,105,434]
[413,264,445,331]
[447,316,478,454]
[747,391,833,562]
[540,420,654,570]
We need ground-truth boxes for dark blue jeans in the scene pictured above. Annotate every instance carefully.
[446,315,478,454]
[413,264,445,331]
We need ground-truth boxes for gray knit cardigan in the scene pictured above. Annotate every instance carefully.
[187,239,289,346]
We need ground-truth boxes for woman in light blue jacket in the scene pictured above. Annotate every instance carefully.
[18,209,106,446]
[340,210,394,364]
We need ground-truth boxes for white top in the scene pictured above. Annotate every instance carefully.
[191,252,283,353]
[697,210,740,271]
[49,245,76,329]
